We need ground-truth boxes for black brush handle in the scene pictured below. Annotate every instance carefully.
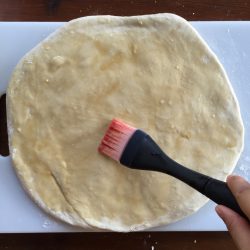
[121,130,248,220]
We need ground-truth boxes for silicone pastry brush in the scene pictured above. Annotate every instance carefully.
[98,119,248,220]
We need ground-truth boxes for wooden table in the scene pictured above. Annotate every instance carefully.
[1,1,250,249]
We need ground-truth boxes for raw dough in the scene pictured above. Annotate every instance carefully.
[7,14,244,231]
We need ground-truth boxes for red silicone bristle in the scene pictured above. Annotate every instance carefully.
[98,119,136,161]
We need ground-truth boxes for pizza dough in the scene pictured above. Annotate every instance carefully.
[7,14,244,231]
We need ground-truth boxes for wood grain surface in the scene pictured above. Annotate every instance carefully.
[1,0,250,249]
[0,0,250,21]
[0,232,236,250]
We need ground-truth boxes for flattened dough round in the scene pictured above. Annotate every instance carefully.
[7,14,244,231]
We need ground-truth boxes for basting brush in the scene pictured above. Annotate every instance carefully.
[98,118,247,220]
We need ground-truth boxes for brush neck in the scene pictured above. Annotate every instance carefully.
[121,130,209,191]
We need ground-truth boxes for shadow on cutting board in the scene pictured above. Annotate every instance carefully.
[0,94,9,156]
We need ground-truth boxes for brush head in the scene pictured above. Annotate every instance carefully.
[98,119,137,162]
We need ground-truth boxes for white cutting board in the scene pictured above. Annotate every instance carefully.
[0,21,250,232]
